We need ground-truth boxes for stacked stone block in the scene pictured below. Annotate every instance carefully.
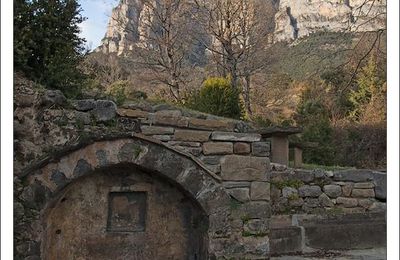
[270,164,386,215]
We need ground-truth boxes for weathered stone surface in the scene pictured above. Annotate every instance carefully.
[117,108,149,118]
[319,193,334,207]
[123,101,154,112]
[336,197,358,208]
[372,172,386,200]
[200,155,221,165]
[233,142,251,154]
[289,197,304,207]
[221,155,269,181]
[73,159,93,178]
[188,118,234,131]
[351,188,375,198]
[174,129,211,142]
[222,181,250,189]
[298,212,387,250]
[151,135,172,141]
[141,125,174,135]
[333,169,374,182]
[154,110,188,127]
[293,170,314,183]
[50,170,67,187]
[73,99,95,111]
[203,142,233,155]
[358,199,374,209]
[96,150,108,166]
[41,90,66,106]
[168,141,201,147]
[74,111,92,125]
[270,226,302,255]
[251,142,270,157]
[175,146,202,156]
[298,185,322,198]
[227,188,250,202]
[354,182,375,189]
[244,219,269,234]
[204,164,221,174]
[282,187,298,198]
[91,100,117,122]
[304,198,320,208]
[117,117,140,131]
[243,201,271,218]
[118,143,144,162]
[211,131,261,142]
[241,236,269,256]
[369,202,386,212]
[323,185,342,198]
[250,182,270,201]
[342,183,354,197]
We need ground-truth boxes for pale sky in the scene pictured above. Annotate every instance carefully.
[79,0,119,50]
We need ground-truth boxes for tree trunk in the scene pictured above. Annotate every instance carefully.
[243,74,252,116]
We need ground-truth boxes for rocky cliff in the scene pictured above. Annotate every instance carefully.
[96,0,143,55]
[274,0,386,42]
[96,0,386,54]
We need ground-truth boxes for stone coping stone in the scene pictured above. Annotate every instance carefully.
[188,118,235,131]
[257,126,302,137]
[333,170,374,182]
[174,129,211,142]
[117,108,149,118]
[294,212,386,226]
[211,131,261,142]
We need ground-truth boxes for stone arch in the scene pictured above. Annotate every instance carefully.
[21,135,234,259]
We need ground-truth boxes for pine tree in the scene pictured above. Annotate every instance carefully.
[349,55,385,121]
[14,0,86,97]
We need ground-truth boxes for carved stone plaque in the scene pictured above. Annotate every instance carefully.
[107,192,147,232]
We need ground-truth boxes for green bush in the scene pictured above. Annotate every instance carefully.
[295,84,335,165]
[186,77,244,119]
[106,80,128,106]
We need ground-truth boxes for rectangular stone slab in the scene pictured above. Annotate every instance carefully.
[211,132,261,142]
[221,155,269,181]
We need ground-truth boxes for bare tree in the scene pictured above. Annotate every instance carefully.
[192,0,273,115]
[82,52,127,88]
[111,0,199,102]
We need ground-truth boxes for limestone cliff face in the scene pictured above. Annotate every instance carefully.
[97,0,386,54]
[274,0,386,42]
[96,0,147,55]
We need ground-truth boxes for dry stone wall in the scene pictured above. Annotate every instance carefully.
[270,164,386,215]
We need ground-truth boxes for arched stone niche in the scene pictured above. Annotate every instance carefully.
[43,165,209,260]
[17,137,243,259]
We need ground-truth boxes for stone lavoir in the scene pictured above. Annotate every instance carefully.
[14,80,386,259]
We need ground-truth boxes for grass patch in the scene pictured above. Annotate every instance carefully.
[289,161,354,171]
[271,179,304,189]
